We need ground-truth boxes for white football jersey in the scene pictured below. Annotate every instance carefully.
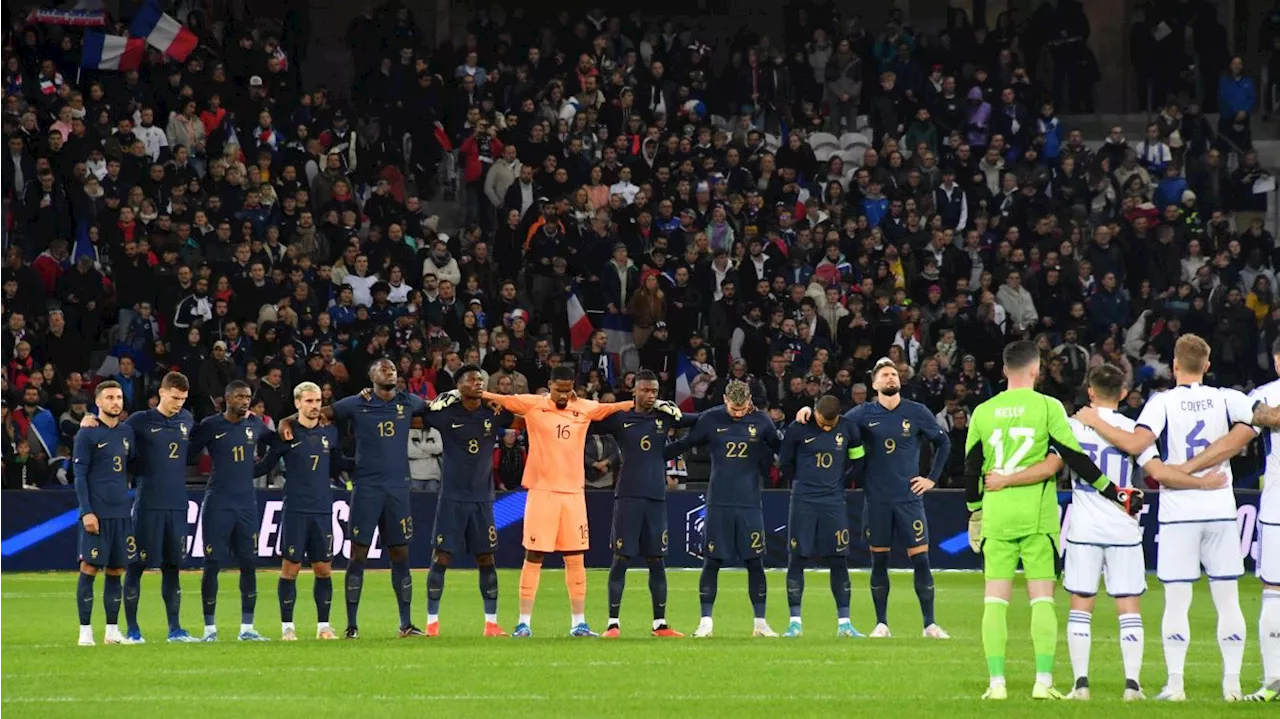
[1067,410,1155,545]
[1136,383,1255,522]
[1249,379,1280,524]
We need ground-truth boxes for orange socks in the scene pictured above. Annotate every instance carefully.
[564,554,587,601]
[519,560,542,602]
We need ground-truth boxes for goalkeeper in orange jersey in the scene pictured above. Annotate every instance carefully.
[432,365,682,636]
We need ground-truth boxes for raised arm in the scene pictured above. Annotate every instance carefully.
[586,400,635,421]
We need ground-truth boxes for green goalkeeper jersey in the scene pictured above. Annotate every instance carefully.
[964,387,1102,540]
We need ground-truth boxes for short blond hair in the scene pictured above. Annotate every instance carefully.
[293,381,322,400]
[1174,334,1210,375]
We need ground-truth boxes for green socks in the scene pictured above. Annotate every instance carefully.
[1030,596,1057,677]
[982,597,1008,679]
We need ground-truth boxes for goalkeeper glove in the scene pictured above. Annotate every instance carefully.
[653,399,683,421]
[967,510,983,553]
[1100,483,1145,516]
[428,390,461,412]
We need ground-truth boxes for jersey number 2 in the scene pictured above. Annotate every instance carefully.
[988,427,1035,474]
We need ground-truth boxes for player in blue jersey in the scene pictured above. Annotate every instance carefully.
[595,370,692,638]
[124,372,198,643]
[252,382,348,641]
[796,358,952,638]
[665,380,781,638]
[189,380,273,642]
[73,381,137,646]
[778,394,862,638]
[419,366,512,637]
[278,358,427,639]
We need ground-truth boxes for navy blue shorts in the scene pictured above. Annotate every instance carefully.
[788,501,851,558]
[349,483,413,547]
[201,505,257,564]
[704,506,766,563]
[611,497,668,558]
[432,500,497,556]
[132,508,187,568]
[80,517,134,568]
[280,512,333,564]
[862,499,929,549]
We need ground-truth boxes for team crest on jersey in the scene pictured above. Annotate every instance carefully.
[180,423,188,438]
[122,438,130,453]
[483,419,493,436]
[748,424,758,438]
[835,434,844,447]
[321,435,330,450]
[655,418,664,429]
[396,404,405,418]
[901,419,911,436]
[245,427,254,442]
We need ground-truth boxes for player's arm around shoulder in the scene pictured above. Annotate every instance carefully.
[663,412,708,459]
[585,398,634,421]
[481,391,541,415]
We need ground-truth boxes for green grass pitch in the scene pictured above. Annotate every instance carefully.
[1,569,1272,717]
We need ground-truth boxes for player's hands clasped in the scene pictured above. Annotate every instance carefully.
[909,476,935,495]
[653,399,683,421]
[429,390,461,411]
[967,510,982,553]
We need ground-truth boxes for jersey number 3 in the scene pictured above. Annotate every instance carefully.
[988,427,1035,474]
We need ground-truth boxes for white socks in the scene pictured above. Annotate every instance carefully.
[1209,579,1246,692]
[281,621,295,633]
[485,613,498,624]
[1067,610,1091,682]
[652,618,665,630]
[204,624,217,636]
[1261,589,1280,682]
[1118,613,1144,683]
[239,623,254,634]
[427,613,439,625]
[518,612,531,626]
[753,617,769,630]
[570,612,585,627]
[790,615,802,625]
[1162,582,1193,689]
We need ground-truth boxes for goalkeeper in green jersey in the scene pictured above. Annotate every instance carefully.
[963,341,1145,701]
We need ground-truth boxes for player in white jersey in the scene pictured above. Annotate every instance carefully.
[1171,337,1280,702]
[1055,365,1227,701]
[1074,335,1255,702]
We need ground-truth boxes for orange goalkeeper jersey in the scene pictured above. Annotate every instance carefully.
[482,393,631,493]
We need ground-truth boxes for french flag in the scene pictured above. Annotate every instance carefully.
[130,0,198,62]
[81,32,145,71]
[566,287,594,351]
[600,312,633,353]
[674,352,699,413]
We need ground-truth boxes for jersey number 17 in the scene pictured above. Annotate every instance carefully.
[988,427,1035,475]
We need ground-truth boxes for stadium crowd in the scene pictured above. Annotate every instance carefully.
[2,0,1279,492]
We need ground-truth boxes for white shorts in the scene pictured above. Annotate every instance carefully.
[1157,521,1245,583]
[1259,521,1280,586]
[1063,541,1147,598]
